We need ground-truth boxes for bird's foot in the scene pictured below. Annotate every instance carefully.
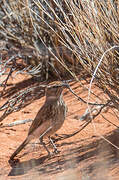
[53,148,60,154]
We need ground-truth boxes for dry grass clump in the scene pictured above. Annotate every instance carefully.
[0,3,119,178]
[0,0,119,110]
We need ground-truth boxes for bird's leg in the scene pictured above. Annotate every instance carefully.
[49,137,60,154]
[40,137,51,156]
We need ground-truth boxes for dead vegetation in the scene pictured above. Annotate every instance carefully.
[0,0,118,123]
[0,0,119,178]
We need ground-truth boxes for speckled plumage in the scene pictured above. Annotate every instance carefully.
[9,82,68,162]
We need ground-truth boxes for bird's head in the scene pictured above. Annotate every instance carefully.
[45,81,69,101]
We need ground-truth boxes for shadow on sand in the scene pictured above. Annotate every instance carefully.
[8,128,119,179]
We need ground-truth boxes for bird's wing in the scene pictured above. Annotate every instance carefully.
[28,103,55,136]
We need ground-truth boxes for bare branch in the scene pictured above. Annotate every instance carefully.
[0,119,32,128]
[68,84,111,106]
[54,100,110,141]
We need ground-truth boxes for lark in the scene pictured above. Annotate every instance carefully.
[9,82,69,162]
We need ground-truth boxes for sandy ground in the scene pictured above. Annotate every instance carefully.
[0,74,119,180]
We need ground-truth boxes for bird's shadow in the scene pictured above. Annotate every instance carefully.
[8,137,90,177]
[8,155,48,176]
[8,129,119,178]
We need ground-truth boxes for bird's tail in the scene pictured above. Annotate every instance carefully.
[9,138,29,160]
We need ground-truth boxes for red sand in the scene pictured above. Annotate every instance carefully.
[0,74,119,180]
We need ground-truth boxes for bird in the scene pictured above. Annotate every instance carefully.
[9,81,69,163]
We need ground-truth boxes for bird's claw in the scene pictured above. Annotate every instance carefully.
[53,148,60,154]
